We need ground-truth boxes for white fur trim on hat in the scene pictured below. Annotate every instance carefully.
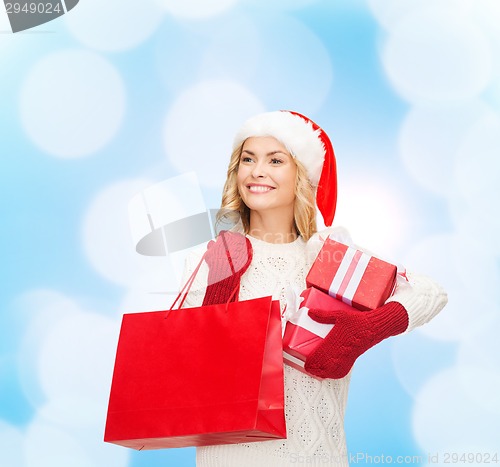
[233,111,326,186]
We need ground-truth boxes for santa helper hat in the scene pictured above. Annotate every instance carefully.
[202,111,338,305]
[233,110,337,227]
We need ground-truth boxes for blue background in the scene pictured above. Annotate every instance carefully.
[1,0,500,466]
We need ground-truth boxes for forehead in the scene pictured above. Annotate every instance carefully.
[241,136,291,155]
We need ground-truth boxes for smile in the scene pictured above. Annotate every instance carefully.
[247,185,275,193]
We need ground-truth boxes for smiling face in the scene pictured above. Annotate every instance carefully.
[236,136,298,218]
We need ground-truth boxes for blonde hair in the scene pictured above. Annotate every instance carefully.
[217,141,318,241]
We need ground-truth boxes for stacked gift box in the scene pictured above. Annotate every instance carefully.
[282,237,399,377]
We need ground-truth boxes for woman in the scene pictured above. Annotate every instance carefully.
[181,110,448,466]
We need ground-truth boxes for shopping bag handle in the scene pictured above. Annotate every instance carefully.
[168,231,252,317]
[224,283,239,312]
[169,250,208,313]
[168,251,239,314]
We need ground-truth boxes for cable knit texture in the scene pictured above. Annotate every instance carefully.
[202,231,253,306]
[179,227,448,467]
[305,302,409,379]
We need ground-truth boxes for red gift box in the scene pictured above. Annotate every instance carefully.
[306,238,397,311]
[282,287,357,377]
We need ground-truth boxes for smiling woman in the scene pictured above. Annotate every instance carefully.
[179,110,447,467]
[220,111,333,244]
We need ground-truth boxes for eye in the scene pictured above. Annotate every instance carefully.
[270,158,283,165]
[241,156,253,163]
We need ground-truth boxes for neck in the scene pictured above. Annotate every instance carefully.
[247,210,298,244]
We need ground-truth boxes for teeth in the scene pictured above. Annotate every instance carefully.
[248,186,273,192]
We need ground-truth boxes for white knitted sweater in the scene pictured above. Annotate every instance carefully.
[180,228,448,467]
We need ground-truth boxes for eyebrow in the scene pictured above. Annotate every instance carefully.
[241,149,289,157]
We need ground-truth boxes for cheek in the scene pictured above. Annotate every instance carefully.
[284,168,298,197]
[236,168,247,194]
[236,168,245,187]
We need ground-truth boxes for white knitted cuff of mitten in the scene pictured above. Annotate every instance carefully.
[386,272,448,333]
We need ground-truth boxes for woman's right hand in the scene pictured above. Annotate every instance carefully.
[202,231,253,305]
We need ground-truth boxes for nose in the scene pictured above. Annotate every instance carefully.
[251,159,267,178]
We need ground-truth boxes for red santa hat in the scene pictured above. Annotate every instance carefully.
[233,110,337,226]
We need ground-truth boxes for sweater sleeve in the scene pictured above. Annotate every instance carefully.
[385,271,448,333]
[178,249,209,309]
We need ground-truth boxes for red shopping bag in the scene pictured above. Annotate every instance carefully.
[104,291,286,449]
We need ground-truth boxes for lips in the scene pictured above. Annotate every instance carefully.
[247,184,275,193]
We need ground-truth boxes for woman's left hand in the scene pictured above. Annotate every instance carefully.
[304,302,409,379]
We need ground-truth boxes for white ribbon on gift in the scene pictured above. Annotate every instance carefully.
[393,264,411,294]
[282,286,334,338]
[328,244,371,306]
[325,237,411,305]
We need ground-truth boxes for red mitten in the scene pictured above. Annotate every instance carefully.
[202,231,253,306]
[304,302,409,379]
